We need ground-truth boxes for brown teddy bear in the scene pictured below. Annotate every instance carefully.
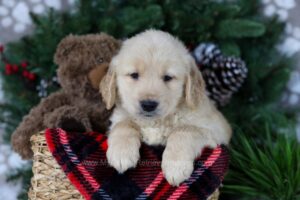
[11,33,121,159]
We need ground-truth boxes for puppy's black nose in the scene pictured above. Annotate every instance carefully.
[140,100,158,112]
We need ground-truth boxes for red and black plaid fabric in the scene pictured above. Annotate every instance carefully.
[45,128,229,200]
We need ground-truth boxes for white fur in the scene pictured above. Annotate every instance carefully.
[101,30,232,186]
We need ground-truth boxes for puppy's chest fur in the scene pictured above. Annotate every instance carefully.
[137,114,183,146]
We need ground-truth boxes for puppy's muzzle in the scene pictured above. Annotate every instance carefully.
[140,100,158,112]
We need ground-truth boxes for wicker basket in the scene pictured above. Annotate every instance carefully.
[28,131,219,200]
[28,132,84,200]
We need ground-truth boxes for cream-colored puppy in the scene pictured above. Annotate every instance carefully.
[100,30,232,186]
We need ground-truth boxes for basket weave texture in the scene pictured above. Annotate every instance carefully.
[28,131,219,200]
[28,132,84,200]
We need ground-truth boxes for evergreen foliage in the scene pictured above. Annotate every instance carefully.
[0,0,299,199]
[225,126,300,200]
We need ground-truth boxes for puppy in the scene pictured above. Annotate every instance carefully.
[100,30,232,186]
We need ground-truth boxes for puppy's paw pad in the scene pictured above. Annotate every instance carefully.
[106,145,140,173]
[162,159,194,186]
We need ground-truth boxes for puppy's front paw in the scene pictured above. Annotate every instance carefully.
[162,150,194,186]
[106,138,140,173]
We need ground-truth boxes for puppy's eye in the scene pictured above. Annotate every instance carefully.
[130,72,139,80]
[163,75,173,82]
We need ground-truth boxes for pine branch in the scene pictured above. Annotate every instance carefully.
[224,123,300,200]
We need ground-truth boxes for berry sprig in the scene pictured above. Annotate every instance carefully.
[0,44,37,81]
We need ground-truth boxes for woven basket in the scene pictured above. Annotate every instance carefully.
[28,131,219,200]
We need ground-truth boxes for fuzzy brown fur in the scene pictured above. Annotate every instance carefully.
[11,33,121,159]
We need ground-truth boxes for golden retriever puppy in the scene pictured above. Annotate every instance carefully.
[100,30,232,186]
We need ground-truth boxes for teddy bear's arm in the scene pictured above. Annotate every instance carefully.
[11,91,71,159]
[44,105,93,133]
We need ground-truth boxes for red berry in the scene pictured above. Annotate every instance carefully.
[5,64,12,69]
[5,63,12,70]
[0,45,4,53]
[20,61,28,68]
[12,64,18,72]
[22,70,29,77]
[27,72,36,80]
[5,64,12,75]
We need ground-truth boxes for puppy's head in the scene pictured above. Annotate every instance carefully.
[100,30,205,119]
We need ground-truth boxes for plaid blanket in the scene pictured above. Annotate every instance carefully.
[45,128,229,200]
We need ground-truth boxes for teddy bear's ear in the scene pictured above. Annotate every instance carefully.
[54,34,84,66]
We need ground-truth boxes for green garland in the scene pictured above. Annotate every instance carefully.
[0,0,299,199]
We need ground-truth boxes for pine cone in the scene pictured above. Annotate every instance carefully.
[193,43,248,106]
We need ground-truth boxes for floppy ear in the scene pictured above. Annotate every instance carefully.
[99,68,116,110]
[185,58,206,108]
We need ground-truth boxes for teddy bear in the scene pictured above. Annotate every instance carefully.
[11,33,121,159]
